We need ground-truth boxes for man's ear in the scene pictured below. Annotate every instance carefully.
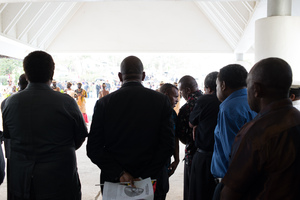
[290,94,296,101]
[142,72,145,81]
[207,87,213,94]
[186,87,191,95]
[118,72,123,82]
[253,82,262,98]
[221,81,226,91]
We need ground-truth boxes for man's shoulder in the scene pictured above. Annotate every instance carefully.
[221,93,248,110]
[197,94,219,104]
[120,84,165,97]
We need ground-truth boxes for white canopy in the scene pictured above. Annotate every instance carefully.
[0,0,299,58]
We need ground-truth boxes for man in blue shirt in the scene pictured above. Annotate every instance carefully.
[211,64,257,199]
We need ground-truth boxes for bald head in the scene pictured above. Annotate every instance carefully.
[178,75,198,100]
[119,56,144,82]
[178,75,198,90]
[250,57,292,96]
[247,57,292,112]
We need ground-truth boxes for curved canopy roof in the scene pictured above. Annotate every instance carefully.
[0,0,299,58]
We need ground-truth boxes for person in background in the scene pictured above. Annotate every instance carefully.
[188,71,220,200]
[289,85,300,110]
[83,82,90,98]
[75,82,88,123]
[2,51,88,200]
[173,82,181,114]
[51,80,60,92]
[17,74,28,91]
[96,81,101,98]
[211,64,257,199]
[176,75,203,200]
[6,80,14,96]
[156,83,180,200]
[65,82,75,98]
[99,83,109,98]
[221,57,300,200]
[87,56,174,197]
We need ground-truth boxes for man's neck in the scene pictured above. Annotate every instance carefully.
[122,80,142,84]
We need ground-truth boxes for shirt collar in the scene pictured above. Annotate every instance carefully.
[121,81,143,88]
[26,83,52,90]
[223,88,247,103]
[187,90,203,101]
[257,98,293,118]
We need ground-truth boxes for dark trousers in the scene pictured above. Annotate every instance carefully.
[212,182,224,200]
[183,157,192,200]
[188,151,217,200]
[9,176,81,200]
[154,166,169,200]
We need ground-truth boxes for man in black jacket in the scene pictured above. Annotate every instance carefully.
[87,56,175,195]
[2,51,88,200]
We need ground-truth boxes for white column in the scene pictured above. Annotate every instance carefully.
[255,0,300,83]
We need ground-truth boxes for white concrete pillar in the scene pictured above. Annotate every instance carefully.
[255,1,300,83]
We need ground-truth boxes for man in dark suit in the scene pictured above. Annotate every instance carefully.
[2,51,88,200]
[87,56,175,194]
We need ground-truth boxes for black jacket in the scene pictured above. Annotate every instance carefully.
[87,82,175,183]
[2,83,88,199]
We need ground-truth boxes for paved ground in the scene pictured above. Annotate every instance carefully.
[0,98,185,199]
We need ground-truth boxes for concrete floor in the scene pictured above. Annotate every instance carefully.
[0,97,184,200]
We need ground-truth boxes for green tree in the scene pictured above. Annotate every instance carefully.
[0,58,23,85]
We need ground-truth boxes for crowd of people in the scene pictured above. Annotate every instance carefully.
[1,50,300,200]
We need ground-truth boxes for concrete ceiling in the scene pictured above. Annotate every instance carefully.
[0,0,298,59]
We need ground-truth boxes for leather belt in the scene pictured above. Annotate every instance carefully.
[197,148,212,154]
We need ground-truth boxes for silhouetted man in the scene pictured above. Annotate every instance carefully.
[177,75,203,200]
[2,51,88,200]
[189,71,220,200]
[87,56,174,196]
[156,83,180,200]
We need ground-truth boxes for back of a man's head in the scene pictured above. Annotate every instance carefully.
[120,56,144,79]
[18,74,28,90]
[178,75,198,90]
[251,57,292,97]
[218,64,247,89]
[160,83,177,94]
[23,51,55,83]
[204,71,218,92]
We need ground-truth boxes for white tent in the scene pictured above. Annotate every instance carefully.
[2,0,299,59]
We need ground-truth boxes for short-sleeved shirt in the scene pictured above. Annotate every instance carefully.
[222,99,300,199]
[211,88,257,178]
[189,94,220,152]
